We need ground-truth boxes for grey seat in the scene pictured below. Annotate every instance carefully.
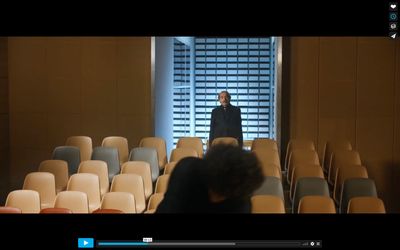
[292,177,330,213]
[253,176,284,202]
[340,178,377,213]
[91,146,120,183]
[129,147,159,182]
[52,146,81,175]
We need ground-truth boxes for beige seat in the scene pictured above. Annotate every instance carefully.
[251,195,285,213]
[260,163,281,179]
[333,165,368,204]
[163,162,177,175]
[287,149,319,184]
[102,136,129,165]
[252,149,281,171]
[322,140,352,174]
[169,148,198,162]
[155,174,170,194]
[177,137,204,158]
[284,139,315,171]
[146,193,164,212]
[67,173,101,213]
[66,136,93,162]
[328,150,362,185]
[298,196,336,213]
[121,161,153,200]
[100,192,136,213]
[347,197,385,213]
[53,191,89,213]
[5,190,41,213]
[290,164,324,200]
[251,138,278,151]
[78,160,110,197]
[23,172,56,209]
[110,174,146,213]
[139,137,167,170]
[211,137,239,147]
[38,160,69,193]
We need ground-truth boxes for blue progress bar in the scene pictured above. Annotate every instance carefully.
[98,242,149,246]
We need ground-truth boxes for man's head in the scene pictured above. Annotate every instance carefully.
[204,144,264,200]
[218,91,231,107]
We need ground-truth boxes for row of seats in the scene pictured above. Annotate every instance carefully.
[1,189,165,214]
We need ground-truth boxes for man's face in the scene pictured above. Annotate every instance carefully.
[219,92,230,107]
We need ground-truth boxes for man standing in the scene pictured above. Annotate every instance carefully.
[209,90,243,148]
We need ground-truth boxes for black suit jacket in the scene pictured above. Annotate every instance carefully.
[209,104,243,147]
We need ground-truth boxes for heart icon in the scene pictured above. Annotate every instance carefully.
[391,4,397,9]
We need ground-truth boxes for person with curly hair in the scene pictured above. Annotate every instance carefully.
[156,144,263,213]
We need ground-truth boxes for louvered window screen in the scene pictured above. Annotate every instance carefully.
[194,37,275,142]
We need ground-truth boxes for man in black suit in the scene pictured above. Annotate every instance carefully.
[209,90,243,147]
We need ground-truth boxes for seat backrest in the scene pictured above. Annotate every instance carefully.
[347,197,385,213]
[23,172,56,209]
[169,148,198,163]
[52,146,81,175]
[211,137,239,147]
[154,174,170,194]
[163,162,177,175]
[260,163,281,179]
[287,149,319,184]
[38,160,69,193]
[147,193,164,211]
[66,136,93,162]
[5,190,41,213]
[298,196,336,213]
[334,165,368,204]
[102,136,129,165]
[121,161,153,200]
[101,192,136,213]
[252,149,281,171]
[340,178,377,213]
[284,139,315,171]
[53,191,89,213]
[110,174,146,213]
[253,176,284,202]
[67,173,101,213]
[129,147,159,182]
[292,177,330,213]
[78,160,110,197]
[251,195,285,213]
[177,137,204,158]
[290,164,324,201]
[251,138,278,151]
[91,146,120,183]
[139,137,167,170]
[329,150,362,185]
[322,140,352,174]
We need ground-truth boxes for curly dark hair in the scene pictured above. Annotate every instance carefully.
[203,144,264,199]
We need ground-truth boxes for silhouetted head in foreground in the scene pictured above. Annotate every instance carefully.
[156,144,263,213]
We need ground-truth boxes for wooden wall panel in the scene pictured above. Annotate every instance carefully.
[8,37,152,189]
[289,37,319,145]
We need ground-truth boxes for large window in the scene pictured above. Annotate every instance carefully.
[171,37,277,147]
[194,37,276,143]
[172,39,191,145]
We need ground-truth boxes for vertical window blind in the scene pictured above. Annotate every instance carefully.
[172,39,191,145]
[194,37,275,143]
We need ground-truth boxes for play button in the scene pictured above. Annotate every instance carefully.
[78,238,94,248]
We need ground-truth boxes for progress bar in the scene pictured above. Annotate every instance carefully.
[95,240,322,248]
